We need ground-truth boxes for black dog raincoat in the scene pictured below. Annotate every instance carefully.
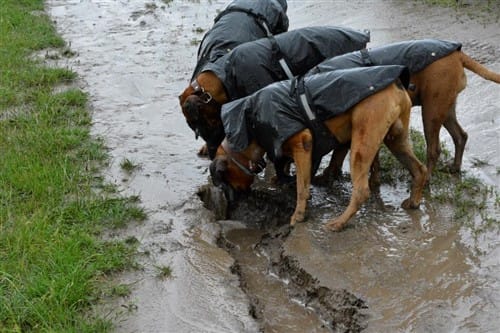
[309,39,462,75]
[203,26,371,100]
[192,0,289,79]
[222,65,409,170]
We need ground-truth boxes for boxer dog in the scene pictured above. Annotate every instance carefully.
[180,26,370,158]
[308,40,500,181]
[209,66,427,231]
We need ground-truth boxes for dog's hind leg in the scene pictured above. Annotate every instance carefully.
[422,98,456,182]
[324,133,379,231]
[419,55,466,182]
[442,102,468,173]
[324,93,396,231]
[384,120,428,209]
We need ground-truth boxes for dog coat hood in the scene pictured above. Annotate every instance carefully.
[310,39,462,75]
[192,0,289,79]
[203,26,371,100]
[222,65,409,162]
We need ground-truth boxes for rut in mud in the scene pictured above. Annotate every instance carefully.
[199,181,369,332]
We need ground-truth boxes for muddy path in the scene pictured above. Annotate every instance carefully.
[46,1,499,332]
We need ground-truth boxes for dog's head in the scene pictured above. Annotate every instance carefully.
[209,147,260,201]
[179,78,226,159]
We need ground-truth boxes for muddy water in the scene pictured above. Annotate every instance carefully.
[46,0,499,332]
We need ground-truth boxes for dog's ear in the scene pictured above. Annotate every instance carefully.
[182,95,202,123]
[209,157,227,186]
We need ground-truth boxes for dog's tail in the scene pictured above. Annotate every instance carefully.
[461,52,500,83]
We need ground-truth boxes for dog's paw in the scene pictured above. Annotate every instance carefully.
[441,162,461,174]
[323,220,344,232]
[290,212,305,226]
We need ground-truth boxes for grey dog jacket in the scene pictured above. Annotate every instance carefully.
[309,39,462,75]
[192,0,289,79]
[202,26,371,101]
[222,65,409,163]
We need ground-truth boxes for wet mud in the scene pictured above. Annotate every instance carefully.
[46,0,499,332]
[200,181,368,332]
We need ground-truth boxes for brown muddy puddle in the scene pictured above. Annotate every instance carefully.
[46,0,499,332]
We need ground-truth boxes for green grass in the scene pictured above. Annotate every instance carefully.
[119,158,141,173]
[0,1,146,331]
[154,265,173,279]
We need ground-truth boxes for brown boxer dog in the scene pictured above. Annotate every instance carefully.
[210,67,427,231]
[180,26,371,158]
[311,41,500,182]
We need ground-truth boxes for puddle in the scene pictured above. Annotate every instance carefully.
[46,0,499,332]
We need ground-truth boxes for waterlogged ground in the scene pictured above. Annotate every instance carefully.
[46,0,499,332]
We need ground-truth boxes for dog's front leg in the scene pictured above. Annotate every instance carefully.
[286,131,313,226]
[324,142,374,231]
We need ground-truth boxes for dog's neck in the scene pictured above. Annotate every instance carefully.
[221,139,266,176]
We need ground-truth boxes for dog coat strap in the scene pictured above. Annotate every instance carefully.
[295,77,316,120]
[293,77,341,175]
[268,36,294,79]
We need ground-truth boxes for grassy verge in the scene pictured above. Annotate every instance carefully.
[1,1,145,331]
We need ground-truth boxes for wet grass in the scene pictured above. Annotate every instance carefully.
[120,158,141,173]
[379,129,499,233]
[1,1,146,331]
[155,265,173,279]
[110,284,132,298]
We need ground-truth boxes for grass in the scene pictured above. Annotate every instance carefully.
[154,265,173,279]
[120,158,141,173]
[0,1,146,331]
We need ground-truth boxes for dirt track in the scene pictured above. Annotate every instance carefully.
[47,1,499,332]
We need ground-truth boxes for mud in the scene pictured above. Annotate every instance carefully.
[45,0,499,332]
[207,181,369,332]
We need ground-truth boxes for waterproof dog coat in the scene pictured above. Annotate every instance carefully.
[309,39,462,75]
[202,26,371,100]
[192,0,289,79]
[221,65,409,165]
